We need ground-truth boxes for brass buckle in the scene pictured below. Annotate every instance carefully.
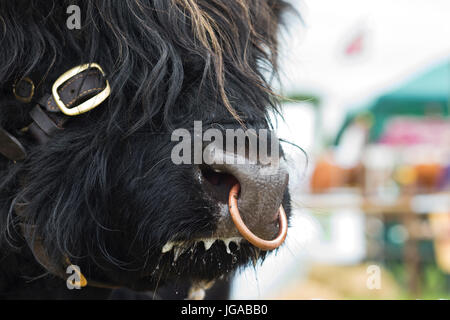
[52,63,111,116]
[13,77,35,103]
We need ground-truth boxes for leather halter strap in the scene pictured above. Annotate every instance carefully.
[15,202,119,290]
[29,67,108,144]
[1,63,109,159]
[3,64,118,289]
[0,127,27,161]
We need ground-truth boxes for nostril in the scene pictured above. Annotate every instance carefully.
[199,165,239,203]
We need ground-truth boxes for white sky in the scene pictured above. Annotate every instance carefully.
[278,0,450,138]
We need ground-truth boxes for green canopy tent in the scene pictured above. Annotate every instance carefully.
[335,59,450,144]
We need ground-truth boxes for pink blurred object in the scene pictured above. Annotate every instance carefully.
[379,117,450,146]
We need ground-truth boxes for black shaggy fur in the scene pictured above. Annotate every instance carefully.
[0,0,291,299]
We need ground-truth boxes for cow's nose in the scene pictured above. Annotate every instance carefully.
[199,146,289,241]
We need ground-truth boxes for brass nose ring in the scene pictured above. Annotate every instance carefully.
[228,183,287,251]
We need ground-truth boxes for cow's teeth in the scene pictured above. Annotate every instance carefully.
[223,237,242,254]
[162,237,243,255]
[162,242,175,253]
[173,246,186,261]
[225,241,231,254]
[203,239,216,251]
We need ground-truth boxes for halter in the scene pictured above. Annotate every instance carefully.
[2,63,117,289]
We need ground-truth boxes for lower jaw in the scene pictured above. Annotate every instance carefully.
[116,245,265,293]
[154,240,264,279]
[161,237,245,258]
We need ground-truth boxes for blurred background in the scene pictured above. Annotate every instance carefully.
[230,0,450,299]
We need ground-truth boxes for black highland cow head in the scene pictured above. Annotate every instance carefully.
[0,0,292,298]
